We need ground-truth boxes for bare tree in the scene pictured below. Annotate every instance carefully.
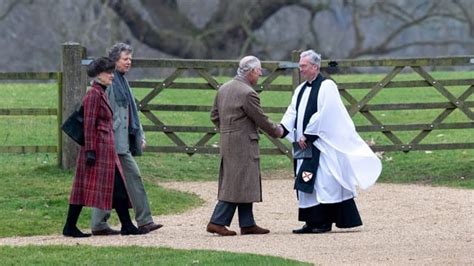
[0,0,26,21]
[345,0,474,58]
[0,0,473,71]
[452,0,474,37]
[103,0,330,58]
[104,0,474,60]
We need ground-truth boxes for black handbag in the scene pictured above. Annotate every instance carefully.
[61,105,84,146]
[292,142,312,159]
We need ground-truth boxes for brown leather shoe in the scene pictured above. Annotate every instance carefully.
[240,225,270,235]
[206,222,237,236]
[138,222,163,234]
[91,227,120,236]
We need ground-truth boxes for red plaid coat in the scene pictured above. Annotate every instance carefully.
[69,81,125,210]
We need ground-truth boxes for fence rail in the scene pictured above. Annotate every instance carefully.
[128,53,473,156]
[0,43,472,168]
[0,72,60,80]
[0,71,61,164]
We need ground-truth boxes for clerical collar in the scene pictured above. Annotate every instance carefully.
[305,76,317,87]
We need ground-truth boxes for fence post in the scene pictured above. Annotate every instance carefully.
[57,72,63,167]
[60,43,87,169]
[291,50,301,89]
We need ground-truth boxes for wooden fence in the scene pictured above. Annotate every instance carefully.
[0,71,62,165]
[127,52,474,157]
[129,57,297,159]
[0,43,87,168]
[322,56,474,152]
[0,43,472,168]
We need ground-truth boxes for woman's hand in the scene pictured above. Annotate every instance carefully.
[86,150,96,166]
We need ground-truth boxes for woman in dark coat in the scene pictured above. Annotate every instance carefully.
[63,57,140,237]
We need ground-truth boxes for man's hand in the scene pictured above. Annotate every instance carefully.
[275,125,284,138]
[298,135,308,149]
[141,139,147,150]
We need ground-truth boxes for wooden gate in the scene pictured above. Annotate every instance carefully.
[130,58,294,158]
[128,54,473,157]
[318,56,473,152]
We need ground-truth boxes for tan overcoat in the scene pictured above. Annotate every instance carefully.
[211,76,279,203]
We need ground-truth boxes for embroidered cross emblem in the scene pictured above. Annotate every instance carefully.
[302,171,313,182]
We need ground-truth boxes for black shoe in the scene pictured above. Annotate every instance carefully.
[63,225,92,238]
[121,225,142,235]
[292,224,332,234]
[92,227,121,236]
[138,222,163,234]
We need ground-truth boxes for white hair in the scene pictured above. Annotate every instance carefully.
[237,56,261,77]
[300,50,321,66]
[108,42,133,62]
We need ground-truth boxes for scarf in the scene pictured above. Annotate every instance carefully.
[112,70,141,135]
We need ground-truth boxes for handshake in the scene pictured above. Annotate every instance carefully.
[274,124,285,138]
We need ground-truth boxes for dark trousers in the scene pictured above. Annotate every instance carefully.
[112,166,129,209]
[112,166,135,229]
[210,201,256,228]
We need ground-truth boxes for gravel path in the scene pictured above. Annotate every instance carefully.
[1,173,473,265]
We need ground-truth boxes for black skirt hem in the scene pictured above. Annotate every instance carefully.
[298,198,363,228]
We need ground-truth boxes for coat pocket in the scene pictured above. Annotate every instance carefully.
[97,124,109,133]
[248,133,260,159]
[249,133,260,141]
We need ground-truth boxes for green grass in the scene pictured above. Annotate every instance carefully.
[378,150,473,188]
[0,71,472,239]
[0,72,474,236]
[0,153,203,237]
[135,71,473,186]
[0,71,471,264]
[0,72,472,184]
[0,246,310,265]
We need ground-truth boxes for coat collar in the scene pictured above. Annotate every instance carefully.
[91,81,113,113]
[234,75,252,87]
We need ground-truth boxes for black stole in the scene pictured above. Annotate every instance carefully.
[294,74,325,194]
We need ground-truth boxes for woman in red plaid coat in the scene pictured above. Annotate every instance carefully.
[63,57,141,237]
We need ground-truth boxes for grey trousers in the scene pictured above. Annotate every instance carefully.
[210,201,256,228]
[91,152,153,230]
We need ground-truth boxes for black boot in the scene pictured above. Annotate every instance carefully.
[112,166,141,235]
[115,204,141,235]
[63,204,91,238]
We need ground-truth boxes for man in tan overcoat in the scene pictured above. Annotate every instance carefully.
[206,56,283,236]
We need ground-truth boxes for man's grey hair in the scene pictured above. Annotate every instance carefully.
[300,50,321,66]
[237,55,261,77]
[108,43,133,62]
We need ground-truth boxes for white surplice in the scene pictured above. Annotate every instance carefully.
[281,79,382,208]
